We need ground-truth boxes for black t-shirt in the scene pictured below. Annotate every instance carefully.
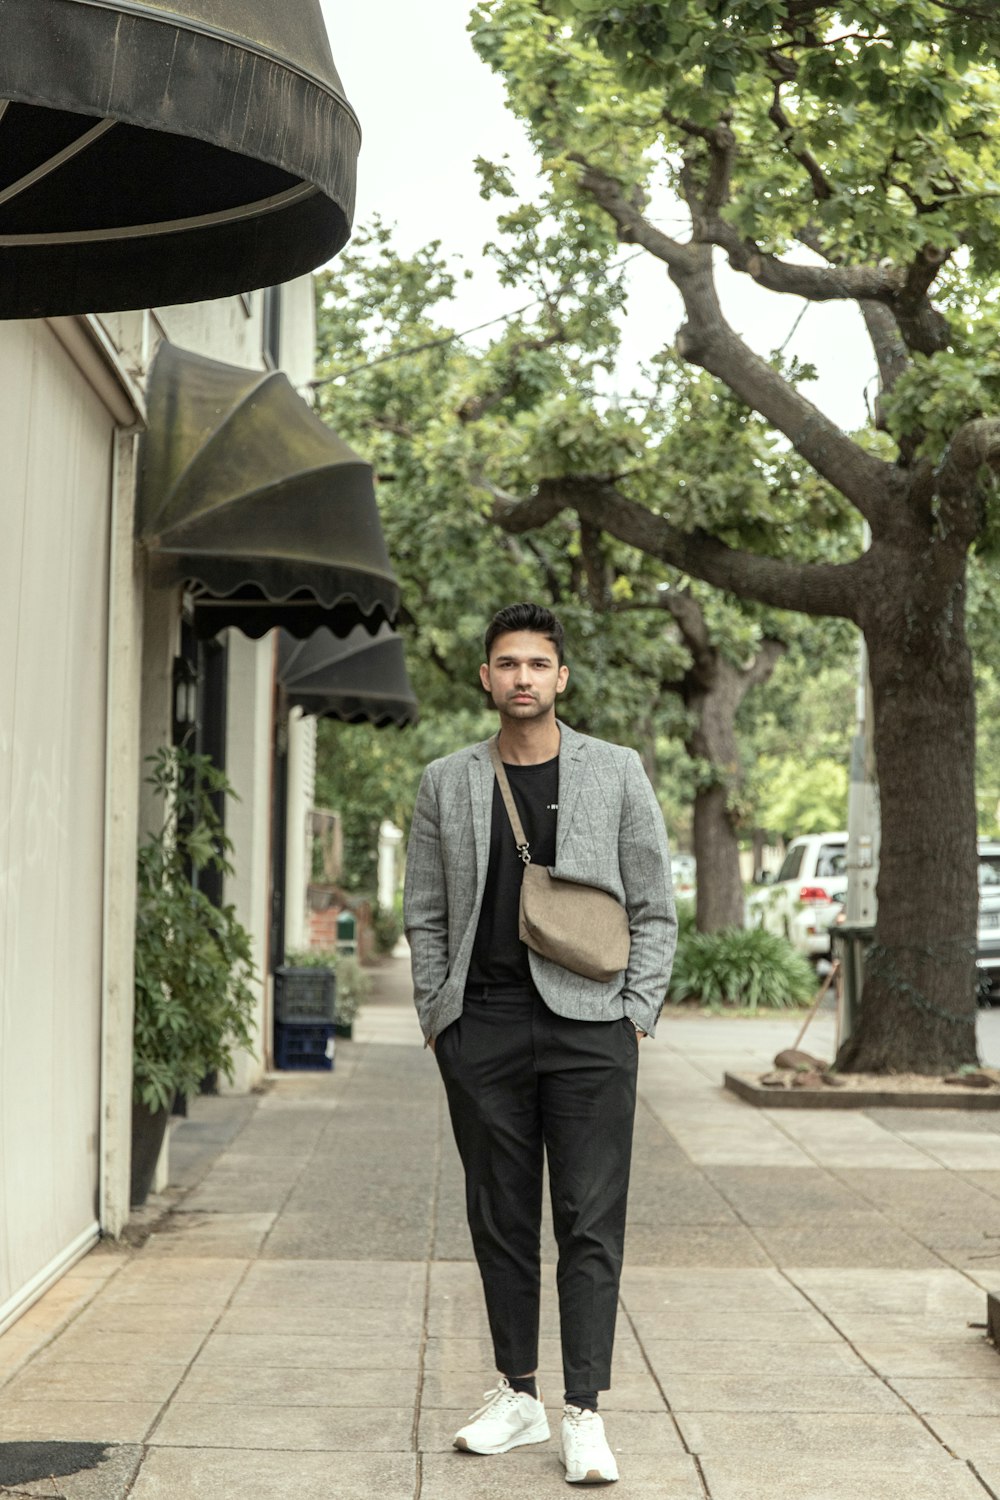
[467,754,559,987]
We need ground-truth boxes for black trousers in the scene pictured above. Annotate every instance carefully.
[434,985,638,1390]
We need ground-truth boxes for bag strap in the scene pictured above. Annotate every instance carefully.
[487,734,532,865]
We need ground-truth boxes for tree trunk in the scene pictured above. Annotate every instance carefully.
[837,565,979,1074]
[686,658,747,932]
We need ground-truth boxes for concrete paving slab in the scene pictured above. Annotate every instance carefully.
[0,1399,160,1443]
[924,1415,1000,1463]
[619,1266,814,1311]
[106,1256,246,1289]
[893,1130,1000,1172]
[227,1272,426,1314]
[855,1339,1000,1378]
[891,1376,1000,1414]
[421,1336,576,1374]
[788,1267,985,1318]
[660,1371,905,1413]
[626,1306,841,1343]
[4,1360,187,1405]
[623,1223,773,1265]
[0,1441,143,1500]
[148,1399,413,1450]
[763,1111,940,1169]
[194,1332,420,1369]
[700,1456,988,1500]
[675,1409,948,1460]
[754,1221,942,1268]
[643,1337,868,1377]
[174,1362,417,1407]
[420,1449,704,1498]
[260,1209,432,1262]
[37,1327,208,1365]
[63,1301,220,1337]
[701,1166,894,1225]
[128,1447,416,1500]
[142,1212,275,1258]
[176,1182,292,1213]
[236,1258,424,1298]
[213,1300,424,1338]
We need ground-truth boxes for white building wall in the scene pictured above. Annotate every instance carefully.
[221,633,278,1089]
[285,711,317,953]
[0,321,115,1329]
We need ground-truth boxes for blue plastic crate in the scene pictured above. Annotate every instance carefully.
[274,966,337,1024]
[274,1020,336,1071]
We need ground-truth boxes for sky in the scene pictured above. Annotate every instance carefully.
[321,0,874,433]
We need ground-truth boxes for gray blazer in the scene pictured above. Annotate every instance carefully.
[403,720,676,1043]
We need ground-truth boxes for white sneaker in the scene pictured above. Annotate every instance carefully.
[560,1405,619,1484]
[453,1377,550,1455]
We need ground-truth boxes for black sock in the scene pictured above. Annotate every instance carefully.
[505,1374,538,1399]
[564,1389,598,1412]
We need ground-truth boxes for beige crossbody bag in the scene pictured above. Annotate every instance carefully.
[487,735,631,983]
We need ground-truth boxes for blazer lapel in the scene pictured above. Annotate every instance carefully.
[555,721,586,863]
[468,743,494,880]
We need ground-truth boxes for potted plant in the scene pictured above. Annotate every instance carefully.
[131,746,257,1206]
[284,948,372,1038]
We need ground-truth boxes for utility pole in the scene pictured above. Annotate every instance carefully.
[841,617,880,1044]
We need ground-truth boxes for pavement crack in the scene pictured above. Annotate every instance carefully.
[615,1285,712,1498]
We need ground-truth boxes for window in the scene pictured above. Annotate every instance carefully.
[816,844,847,879]
[777,845,805,882]
[979,855,1000,889]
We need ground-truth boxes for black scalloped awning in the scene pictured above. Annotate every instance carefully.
[278,625,419,728]
[0,0,359,316]
[137,340,399,640]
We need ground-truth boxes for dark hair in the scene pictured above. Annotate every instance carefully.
[485,602,565,664]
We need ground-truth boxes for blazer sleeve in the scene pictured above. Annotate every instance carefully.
[618,750,677,1039]
[403,763,450,1040]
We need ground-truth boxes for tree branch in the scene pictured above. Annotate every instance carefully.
[768,88,832,203]
[741,637,787,693]
[492,477,869,620]
[935,416,1000,544]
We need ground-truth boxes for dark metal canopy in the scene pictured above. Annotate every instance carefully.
[0,0,359,317]
[138,340,400,640]
[278,625,419,728]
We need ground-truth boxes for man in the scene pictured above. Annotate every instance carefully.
[404,602,676,1485]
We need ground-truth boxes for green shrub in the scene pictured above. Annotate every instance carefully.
[668,927,816,1012]
[134,747,257,1113]
[285,947,372,1024]
[675,897,697,938]
[372,905,403,955]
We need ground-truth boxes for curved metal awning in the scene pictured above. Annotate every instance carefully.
[138,340,400,640]
[0,0,360,316]
[278,625,419,728]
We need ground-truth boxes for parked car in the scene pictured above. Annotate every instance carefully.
[978,840,1000,1002]
[746,832,848,959]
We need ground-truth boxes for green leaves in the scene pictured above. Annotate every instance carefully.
[133,747,258,1114]
[668,925,817,1010]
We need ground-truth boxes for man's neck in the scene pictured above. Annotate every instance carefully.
[496,714,561,766]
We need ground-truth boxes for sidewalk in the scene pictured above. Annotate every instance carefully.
[4,963,1000,1498]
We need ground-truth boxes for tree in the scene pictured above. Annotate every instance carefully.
[469,0,1000,1072]
[315,229,819,929]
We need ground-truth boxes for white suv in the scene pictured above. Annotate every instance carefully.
[747,832,848,958]
[978,841,1000,1000]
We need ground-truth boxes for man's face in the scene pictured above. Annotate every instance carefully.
[480,630,569,721]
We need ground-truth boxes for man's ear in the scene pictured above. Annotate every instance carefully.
[479,662,491,693]
[556,665,569,695]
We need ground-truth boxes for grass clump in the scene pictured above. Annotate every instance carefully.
[668,926,816,1012]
